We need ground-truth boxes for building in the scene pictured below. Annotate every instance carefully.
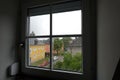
[29,44,46,63]
[67,37,82,55]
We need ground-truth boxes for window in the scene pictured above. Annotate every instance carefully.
[21,0,97,80]
[28,9,82,73]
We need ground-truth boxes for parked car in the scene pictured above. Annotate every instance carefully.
[53,56,58,61]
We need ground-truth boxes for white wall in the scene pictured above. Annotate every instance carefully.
[97,0,120,80]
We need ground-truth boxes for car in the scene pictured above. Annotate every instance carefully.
[53,56,58,61]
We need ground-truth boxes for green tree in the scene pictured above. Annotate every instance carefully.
[54,38,63,55]
[69,52,83,72]
[62,37,71,51]
[54,52,83,72]
[54,61,63,69]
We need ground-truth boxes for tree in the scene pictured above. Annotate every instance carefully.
[62,37,71,51]
[54,52,83,72]
[30,31,35,36]
[54,38,63,55]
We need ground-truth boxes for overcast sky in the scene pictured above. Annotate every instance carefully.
[30,10,82,37]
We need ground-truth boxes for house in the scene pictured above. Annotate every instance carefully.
[29,44,46,63]
[29,37,57,63]
[67,37,82,55]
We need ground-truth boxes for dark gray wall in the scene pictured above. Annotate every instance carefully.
[0,0,20,80]
[97,0,120,80]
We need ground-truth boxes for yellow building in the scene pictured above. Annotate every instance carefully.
[29,45,45,63]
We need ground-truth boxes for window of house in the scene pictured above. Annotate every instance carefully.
[21,0,97,80]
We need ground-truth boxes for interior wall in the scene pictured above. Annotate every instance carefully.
[0,0,20,80]
[97,0,120,80]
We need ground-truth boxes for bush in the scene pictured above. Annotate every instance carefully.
[54,61,63,69]
[54,52,83,72]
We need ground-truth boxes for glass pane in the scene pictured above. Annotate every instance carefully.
[28,38,50,68]
[52,37,83,73]
[29,14,50,36]
[53,10,82,35]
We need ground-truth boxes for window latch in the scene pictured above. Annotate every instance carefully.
[19,41,25,48]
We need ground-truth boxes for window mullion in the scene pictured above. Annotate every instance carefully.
[50,5,53,71]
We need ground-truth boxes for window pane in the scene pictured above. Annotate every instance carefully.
[28,38,50,68]
[53,10,82,35]
[52,37,83,73]
[29,14,50,36]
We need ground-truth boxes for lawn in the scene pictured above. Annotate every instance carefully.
[31,57,49,67]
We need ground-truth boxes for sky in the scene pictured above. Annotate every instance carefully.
[30,10,82,37]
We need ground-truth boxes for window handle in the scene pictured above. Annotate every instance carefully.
[19,41,25,48]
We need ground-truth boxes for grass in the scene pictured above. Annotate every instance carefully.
[31,57,49,66]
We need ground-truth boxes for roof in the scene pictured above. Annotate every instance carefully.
[68,37,82,47]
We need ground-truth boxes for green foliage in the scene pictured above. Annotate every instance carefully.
[69,52,83,72]
[62,37,71,51]
[54,52,83,72]
[54,38,63,55]
[54,61,63,69]
[62,53,72,69]
[31,57,49,66]
[59,51,65,56]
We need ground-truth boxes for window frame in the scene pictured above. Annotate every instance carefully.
[20,0,97,80]
[27,9,82,71]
